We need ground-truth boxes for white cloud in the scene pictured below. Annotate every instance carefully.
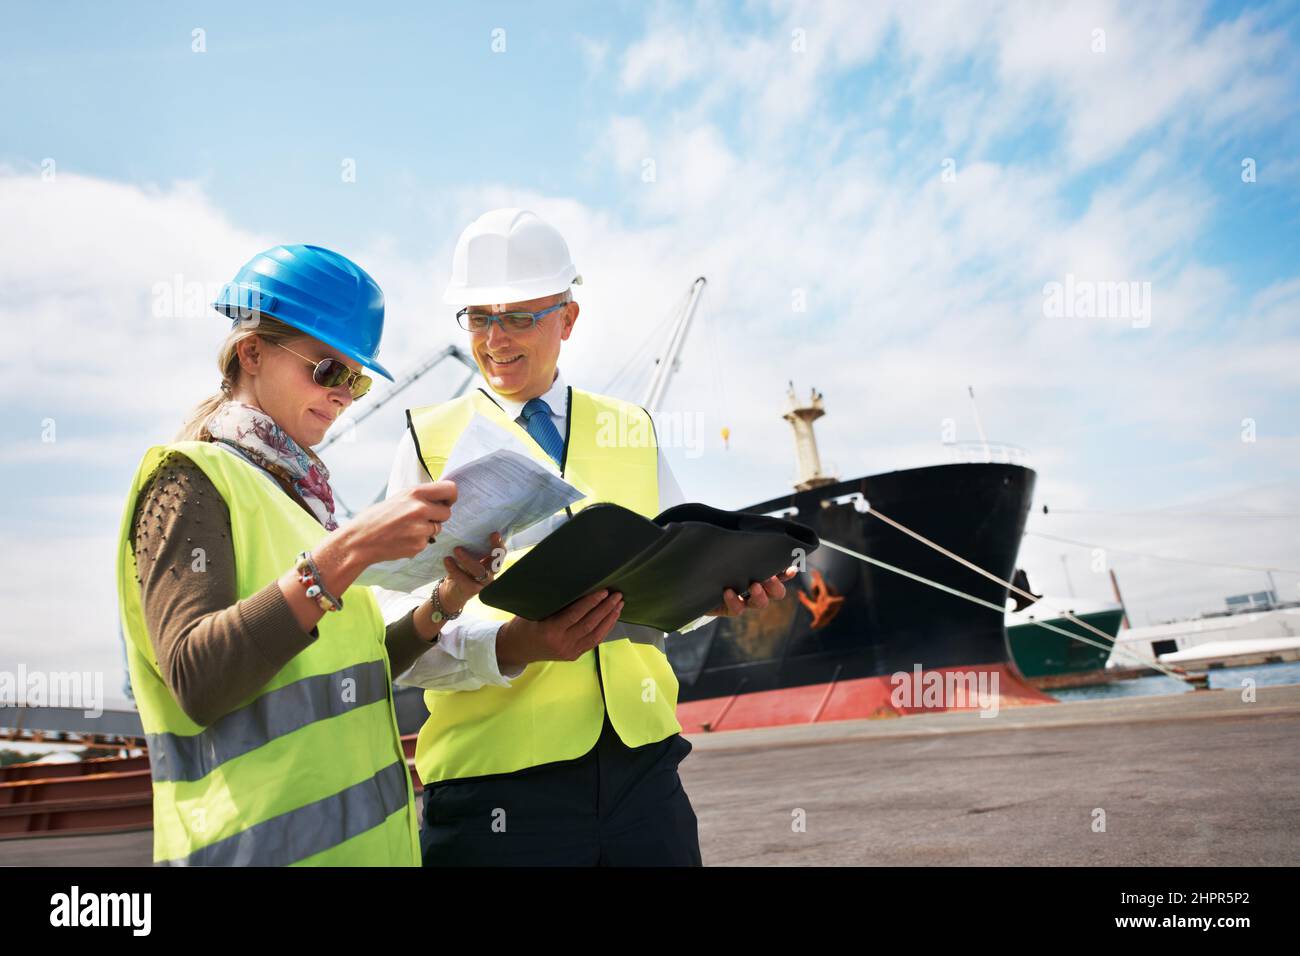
[623,1,1295,171]
[594,0,1300,626]
[621,22,704,91]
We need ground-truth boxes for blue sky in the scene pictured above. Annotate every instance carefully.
[2,0,1299,689]
[1,3,639,244]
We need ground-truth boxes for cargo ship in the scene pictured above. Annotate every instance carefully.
[668,384,1054,732]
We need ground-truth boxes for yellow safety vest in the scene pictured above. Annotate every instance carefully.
[115,440,420,866]
[408,386,682,785]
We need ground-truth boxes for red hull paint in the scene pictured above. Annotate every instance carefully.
[676,663,1055,733]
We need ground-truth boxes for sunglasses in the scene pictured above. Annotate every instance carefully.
[276,342,373,399]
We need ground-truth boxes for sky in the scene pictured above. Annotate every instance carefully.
[2,0,1298,696]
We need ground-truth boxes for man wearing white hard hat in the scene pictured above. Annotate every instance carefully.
[376,208,790,866]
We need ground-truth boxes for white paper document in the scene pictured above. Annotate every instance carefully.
[355,416,584,592]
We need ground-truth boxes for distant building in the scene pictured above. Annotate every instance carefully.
[1225,591,1277,613]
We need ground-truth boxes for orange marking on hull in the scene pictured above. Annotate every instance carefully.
[797,568,845,630]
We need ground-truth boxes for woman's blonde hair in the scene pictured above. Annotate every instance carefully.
[175,315,307,442]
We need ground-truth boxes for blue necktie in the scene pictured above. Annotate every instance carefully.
[521,397,564,466]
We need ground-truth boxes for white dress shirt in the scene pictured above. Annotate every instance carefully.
[372,368,693,692]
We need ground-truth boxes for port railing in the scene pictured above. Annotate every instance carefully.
[944,441,1029,466]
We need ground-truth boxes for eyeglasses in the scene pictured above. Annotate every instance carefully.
[276,342,373,399]
[455,301,568,333]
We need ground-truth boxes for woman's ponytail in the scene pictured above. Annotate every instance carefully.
[174,316,304,442]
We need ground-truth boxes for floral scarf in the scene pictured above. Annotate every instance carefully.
[206,400,340,530]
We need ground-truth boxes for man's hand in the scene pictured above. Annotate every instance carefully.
[706,566,799,617]
[496,589,625,668]
[441,531,506,612]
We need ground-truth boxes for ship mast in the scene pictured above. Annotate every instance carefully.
[784,382,837,491]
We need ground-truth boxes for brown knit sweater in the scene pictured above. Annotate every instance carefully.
[130,447,434,727]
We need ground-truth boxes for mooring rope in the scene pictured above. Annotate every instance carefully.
[818,504,1190,683]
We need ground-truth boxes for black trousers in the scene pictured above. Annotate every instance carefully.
[419,715,702,866]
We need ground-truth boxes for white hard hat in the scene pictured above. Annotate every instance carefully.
[443,208,582,306]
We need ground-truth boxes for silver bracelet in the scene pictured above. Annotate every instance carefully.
[429,577,462,623]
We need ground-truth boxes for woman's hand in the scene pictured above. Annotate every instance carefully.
[276,482,457,635]
[343,482,459,566]
[440,532,506,613]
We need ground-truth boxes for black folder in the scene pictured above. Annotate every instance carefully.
[478,502,820,633]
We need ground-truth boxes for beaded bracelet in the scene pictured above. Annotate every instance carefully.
[295,550,343,613]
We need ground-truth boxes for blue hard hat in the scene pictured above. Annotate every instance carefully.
[212,244,394,381]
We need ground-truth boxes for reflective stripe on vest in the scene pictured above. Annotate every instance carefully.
[159,759,410,866]
[407,386,682,785]
[146,659,390,784]
[115,440,421,866]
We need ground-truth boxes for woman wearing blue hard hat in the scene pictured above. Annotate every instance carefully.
[115,244,502,866]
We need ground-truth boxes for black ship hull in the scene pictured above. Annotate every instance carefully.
[669,462,1052,730]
